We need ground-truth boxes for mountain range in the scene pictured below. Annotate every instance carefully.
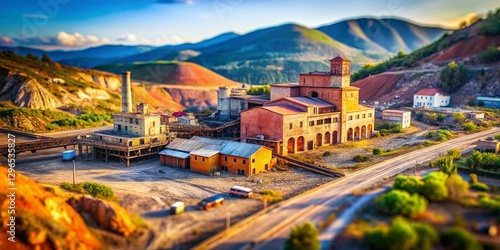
[1,17,449,84]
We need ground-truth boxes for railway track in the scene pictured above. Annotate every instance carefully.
[273,154,345,178]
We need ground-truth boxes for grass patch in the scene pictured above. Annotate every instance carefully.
[259,189,283,202]
[60,182,117,200]
[336,140,370,149]
[131,215,148,228]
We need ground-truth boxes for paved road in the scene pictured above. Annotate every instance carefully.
[202,127,500,250]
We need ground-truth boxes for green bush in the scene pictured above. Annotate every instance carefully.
[466,150,500,171]
[453,113,466,123]
[60,182,85,193]
[469,173,478,184]
[447,148,462,161]
[434,156,457,176]
[246,85,271,95]
[393,175,423,194]
[372,148,383,155]
[372,131,381,138]
[259,189,283,202]
[46,123,60,130]
[323,151,332,157]
[375,190,427,217]
[480,196,500,214]
[423,171,449,183]
[471,182,489,192]
[386,217,418,250]
[82,182,115,199]
[446,174,470,200]
[353,155,370,162]
[364,227,388,250]
[462,121,477,132]
[284,222,320,250]
[441,227,483,250]
[421,178,449,201]
[412,221,439,250]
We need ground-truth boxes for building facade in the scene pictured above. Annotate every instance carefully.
[241,56,375,155]
[382,110,412,128]
[413,88,450,108]
[159,136,273,175]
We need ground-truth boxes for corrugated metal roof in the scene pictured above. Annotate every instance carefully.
[166,138,209,152]
[220,141,263,158]
[477,96,500,102]
[190,148,220,157]
[166,136,266,159]
[159,149,190,159]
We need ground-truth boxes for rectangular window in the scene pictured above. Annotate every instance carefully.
[289,123,293,129]
[130,118,133,123]
[135,119,139,125]
[362,114,366,118]
[324,118,332,124]
[368,113,372,118]
[356,114,360,119]
[348,116,353,121]
[333,117,338,123]
[225,156,228,161]
[316,120,323,125]
[202,158,205,162]
[233,158,237,163]
[243,160,246,164]
[195,156,197,160]
[153,121,155,127]
[300,122,303,128]
[125,126,128,131]
[252,159,255,163]
[309,121,314,126]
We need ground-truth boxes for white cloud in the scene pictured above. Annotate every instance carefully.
[54,32,108,47]
[0,37,15,46]
[117,34,137,43]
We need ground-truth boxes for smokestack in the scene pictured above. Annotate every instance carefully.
[121,71,132,113]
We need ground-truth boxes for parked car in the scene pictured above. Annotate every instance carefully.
[197,195,224,210]
[229,186,253,198]
[170,201,185,215]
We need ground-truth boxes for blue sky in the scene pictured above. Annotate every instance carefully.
[0,0,498,50]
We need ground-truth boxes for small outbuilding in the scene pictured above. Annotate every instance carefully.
[477,138,500,153]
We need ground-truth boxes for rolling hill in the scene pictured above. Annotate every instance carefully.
[0,51,239,132]
[317,18,447,54]
[351,12,500,106]
[94,61,241,87]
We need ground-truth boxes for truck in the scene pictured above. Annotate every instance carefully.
[62,150,76,161]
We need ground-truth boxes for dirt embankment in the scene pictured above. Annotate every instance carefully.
[352,73,403,102]
[433,36,500,62]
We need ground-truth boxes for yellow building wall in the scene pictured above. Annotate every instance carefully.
[190,154,220,175]
[248,147,273,175]
[220,155,251,175]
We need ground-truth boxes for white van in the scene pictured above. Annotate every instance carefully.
[229,186,253,198]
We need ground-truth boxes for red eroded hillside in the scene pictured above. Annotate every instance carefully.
[172,62,241,87]
[433,36,500,62]
[352,73,402,102]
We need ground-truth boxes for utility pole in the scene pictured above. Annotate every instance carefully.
[73,160,76,187]
[226,213,231,230]
[264,199,268,211]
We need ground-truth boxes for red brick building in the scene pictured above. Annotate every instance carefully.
[241,56,375,155]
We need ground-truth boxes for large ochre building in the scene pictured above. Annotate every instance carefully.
[241,56,375,155]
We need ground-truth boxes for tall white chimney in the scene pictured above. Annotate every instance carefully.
[121,71,132,113]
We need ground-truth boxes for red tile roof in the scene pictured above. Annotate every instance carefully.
[330,55,350,61]
[414,88,448,96]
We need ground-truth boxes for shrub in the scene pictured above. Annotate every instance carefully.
[375,190,427,217]
[453,113,466,123]
[353,155,370,162]
[393,175,423,194]
[446,174,470,200]
[363,227,388,250]
[462,121,477,132]
[471,182,489,192]
[469,174,478,184]
[441,227,483,250]
[323,151,332,157]
[373,131,381,138]
[465,150,500,171]
[284,222,320,250]
[421,178,449,201]
[423,171,449,183]
[386,217,418,250]
[412,221,439,250]
[46,123,59,130]
[480,196,500,214]
[82,182,115,199]
[435,156,457,176]
[373,148,383,155]
[447,148,462,161]
[259,189,283,202]
[44,186,55,193]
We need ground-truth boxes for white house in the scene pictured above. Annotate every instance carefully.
[382,110,412,128]
[413,88,450,108]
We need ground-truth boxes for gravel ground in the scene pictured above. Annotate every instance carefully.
[15,155,333,249]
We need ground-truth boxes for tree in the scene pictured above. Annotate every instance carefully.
[412,222,438,250]
[284,222,320,250]
[375,190,427,217]
[466,150,484,170]
[41,54,52,63]
[440,61,468,94]
[462,121,477,132]
[446,174,469,200]
[441,227,483,250]
[469,173,478,184]
[447,148,462,161]
[393,175,423,194]
[434,156,457,175]
[423,171,449,183]
[397,50,406,57]
[421,178,449,201]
